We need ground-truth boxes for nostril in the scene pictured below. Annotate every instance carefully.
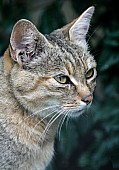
[81,94,93,105]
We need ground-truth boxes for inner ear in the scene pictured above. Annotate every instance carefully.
[10,19,50,65]
[69,6,94,43]
[60,6,95,47]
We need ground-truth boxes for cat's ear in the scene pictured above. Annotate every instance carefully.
[10,19,50,65]
[63,6,94,48]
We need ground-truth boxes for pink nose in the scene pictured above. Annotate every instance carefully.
[81,94,93,105]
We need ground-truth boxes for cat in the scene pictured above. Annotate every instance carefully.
[0,6,96,170]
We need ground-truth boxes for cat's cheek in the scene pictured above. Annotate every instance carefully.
[91,82,96,93]
[86,79,96,93]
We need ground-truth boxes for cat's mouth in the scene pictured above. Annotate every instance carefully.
[63,102,91,117]
[63,106,86,117]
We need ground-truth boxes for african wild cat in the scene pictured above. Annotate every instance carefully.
[0,6,96,170]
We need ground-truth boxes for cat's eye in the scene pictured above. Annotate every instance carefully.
[54,75,71,84]
[86,68,94,79]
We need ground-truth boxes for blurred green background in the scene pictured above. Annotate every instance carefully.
[0,0,119,170]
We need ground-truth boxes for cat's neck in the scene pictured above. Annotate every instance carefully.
[1,101,59,147]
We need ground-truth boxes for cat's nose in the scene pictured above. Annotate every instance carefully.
[81,94,93,105]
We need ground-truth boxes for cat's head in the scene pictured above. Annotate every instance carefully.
[8,6,97,118]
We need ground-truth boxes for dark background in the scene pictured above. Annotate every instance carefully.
[0,0,119,170]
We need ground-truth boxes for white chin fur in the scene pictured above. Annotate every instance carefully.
[63,101,91,118]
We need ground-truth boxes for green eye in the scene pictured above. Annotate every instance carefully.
[54,75,71,84]
[86,68,94,79]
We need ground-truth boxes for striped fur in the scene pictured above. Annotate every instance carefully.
[0,7,96,170]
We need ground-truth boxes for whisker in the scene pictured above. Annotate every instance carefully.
[65,110,71,129]
[42,111,62,136]
[30,108,59,138]
[18,105,60,125]
[39,113,59,142]
[56,111,65,140]
[57,110,69,141]
[40,110,63,145]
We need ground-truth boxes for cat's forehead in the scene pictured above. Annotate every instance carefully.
[28,36,95,77]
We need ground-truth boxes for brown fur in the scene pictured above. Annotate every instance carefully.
[0,6,96,170]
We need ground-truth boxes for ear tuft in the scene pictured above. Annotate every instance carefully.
[69,6,95,47]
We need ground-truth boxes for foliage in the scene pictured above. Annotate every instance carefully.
[0,0,119,170]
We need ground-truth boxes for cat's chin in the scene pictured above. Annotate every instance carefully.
[72,105,92,118]
[64,103,91,118]
[69,108,86,118]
